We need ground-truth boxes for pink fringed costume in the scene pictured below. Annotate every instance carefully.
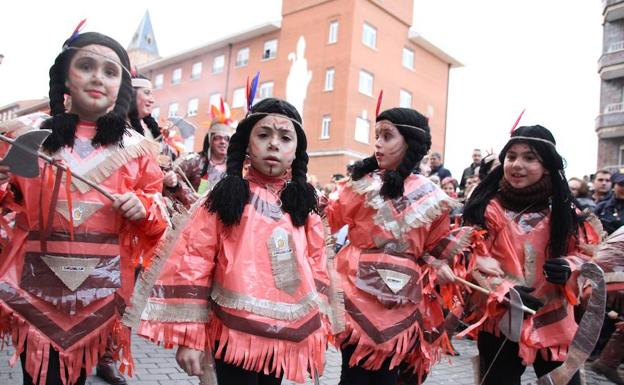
[325,172,467,378]
[0,123,168,385]
[136,167,330,383]
[461,198,597,365]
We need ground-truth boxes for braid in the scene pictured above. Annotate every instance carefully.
[128,99,144,135]
[351,156,379,181]
[41,51,78,153]
[205,126,251,226]
[281,132,318,227]
[143,115,161,138]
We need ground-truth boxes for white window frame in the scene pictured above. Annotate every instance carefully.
[152,107,160,120]
[324,68,335,91]
[171,68,182,85]
[402,47,414,70]
[355,111,370,144]
[262,39,278,60]
[619,144,624,167]
[154,73,164,89]
[168,102,179,118]
[259,81,274,100]
[232,87,246,108]
[191,62,202,79]
[328,20,339,44]
[321,115,331,139]
[358,70,374,96]
[236,48,249,67]
[212,55,225,73]
[209,93,222,109]
[362,22,377,49]
[187,98,199,116]
[399,89,412,108]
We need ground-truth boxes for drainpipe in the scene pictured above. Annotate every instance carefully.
[224,43,233,102]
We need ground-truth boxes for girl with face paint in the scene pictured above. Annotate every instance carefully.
[325,108,467,384]
[137,98,330,385]
[462,125,598,385]
[0,31,167,385]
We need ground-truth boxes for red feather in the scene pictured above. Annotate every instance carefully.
[509,109,526,135]
[376,90,384,117]
[73,19,86,35]
[220,97,225,115]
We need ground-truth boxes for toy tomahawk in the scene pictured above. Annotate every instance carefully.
[0,130,115,201]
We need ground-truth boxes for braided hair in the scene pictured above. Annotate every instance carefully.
[41,32,132,152]
[128,73,161,138]
[351,108,432,199]
[463,125,579,259]
[206,98,317,227]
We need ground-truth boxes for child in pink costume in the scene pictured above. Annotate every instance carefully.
[136,98,330,384]
[0,31,167,385]
[326,107,466,384]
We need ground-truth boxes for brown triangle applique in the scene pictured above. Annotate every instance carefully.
[56,201,104,227]
[41,255,101,291]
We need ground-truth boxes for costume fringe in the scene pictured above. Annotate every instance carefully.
[138,320,207,351]
[208,318,326,383]
[67,134,160,194]
[123,199,200,329]
[0,302,127,385]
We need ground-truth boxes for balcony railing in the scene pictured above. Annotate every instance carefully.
[609,40,624,53]
[606,102,624,113]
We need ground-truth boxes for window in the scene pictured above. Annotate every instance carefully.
[402,47,414,69]
[362,23,377,49]
[209,93,221,108]
[399,89,412,108]
[212,55,225,73]
[619,144,624,167]
[236,48,249,67]
[154,73,164,89]
[358,70,374,96]
[232,87,246,108]
[152,107,160,120]
[321,115,331,139]
[328,20,339,44]
[168,102,179,117]
[191,62,202,79]
[259,82,274,100]
[262,39,277,60]
[187,98,199,116]
[355,110,370,144]
[171,68,182,85]
[324,68,335,91]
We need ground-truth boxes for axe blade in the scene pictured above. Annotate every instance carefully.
[498,286,523,342]
[0,130,51,178]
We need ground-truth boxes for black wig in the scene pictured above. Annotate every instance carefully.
[41,32,132,152]
[128,74,161,138]
[463,125,579,259]
[206,98,318,227]
[351,108,432,199]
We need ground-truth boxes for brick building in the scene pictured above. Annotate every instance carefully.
[0,99,48,123]
[598,0,624,171]
[136,0,460,183]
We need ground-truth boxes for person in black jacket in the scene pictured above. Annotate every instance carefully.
[595,172,624,234]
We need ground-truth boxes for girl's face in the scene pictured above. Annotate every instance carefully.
[65,44,122,121]
[247,115,298,177]
[442,182,455,196]
[136,85,155,118]
[374,120,407,171]
[503,142,548,189]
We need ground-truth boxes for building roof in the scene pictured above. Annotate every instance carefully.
[408,30,462,68]
[0,98,47,113]
[139,21,281,71]
[128,10,160,57]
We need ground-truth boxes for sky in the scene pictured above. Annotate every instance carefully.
[0,1,604,179]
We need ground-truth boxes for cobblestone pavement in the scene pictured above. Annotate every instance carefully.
[1,334,620,384]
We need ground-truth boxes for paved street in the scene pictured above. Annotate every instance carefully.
[1,334,620,384]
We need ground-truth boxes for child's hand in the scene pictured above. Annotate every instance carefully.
[0,165,11,184]
[112,192,146,221]
[176,346,204,376]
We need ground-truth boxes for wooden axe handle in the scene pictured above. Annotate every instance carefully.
[455,277,536,315]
